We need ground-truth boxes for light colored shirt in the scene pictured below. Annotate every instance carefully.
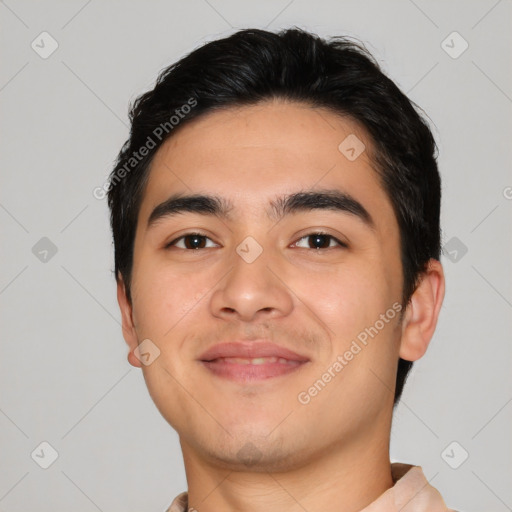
[165,462,457,512]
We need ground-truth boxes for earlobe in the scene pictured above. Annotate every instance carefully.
[116,275,142,368]
[399,259,445,362]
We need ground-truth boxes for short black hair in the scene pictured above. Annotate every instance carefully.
[107,27,441,406]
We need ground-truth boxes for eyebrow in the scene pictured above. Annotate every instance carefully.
[146,189,375,230]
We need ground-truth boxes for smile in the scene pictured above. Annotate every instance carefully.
[200,357,308,381]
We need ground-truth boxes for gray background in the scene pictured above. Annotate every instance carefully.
[1,0,511,511]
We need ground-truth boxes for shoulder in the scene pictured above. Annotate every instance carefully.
[165,491,188,512]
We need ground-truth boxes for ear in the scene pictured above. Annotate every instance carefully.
[117,275,142,368]
[399,259,445,361]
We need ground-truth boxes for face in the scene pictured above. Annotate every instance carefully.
[121,100,407,472]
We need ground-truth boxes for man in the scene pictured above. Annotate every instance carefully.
[108,28,456,511]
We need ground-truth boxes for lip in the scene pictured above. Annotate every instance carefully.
[199,341,309,362]
[198,341,310,382]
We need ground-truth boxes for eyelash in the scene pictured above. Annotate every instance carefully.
[165,232,347,250]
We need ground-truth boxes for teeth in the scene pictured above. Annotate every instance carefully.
[215,356,293,365]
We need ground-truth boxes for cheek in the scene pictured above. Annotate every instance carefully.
[292,261,391,334]
[130,257,211,338]
[289,258,401,381]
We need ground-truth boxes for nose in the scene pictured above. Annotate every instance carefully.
[209,246,294,323]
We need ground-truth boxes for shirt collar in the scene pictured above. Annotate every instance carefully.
[360,463,451,511]
[165,462,452,512]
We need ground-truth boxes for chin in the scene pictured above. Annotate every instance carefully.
[203,440,306,473]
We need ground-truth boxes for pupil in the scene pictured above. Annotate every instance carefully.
[186,235,204,249]
[311,235,328,249]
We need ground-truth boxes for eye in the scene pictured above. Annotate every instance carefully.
[293,233,347,250]
[166,233,218,250]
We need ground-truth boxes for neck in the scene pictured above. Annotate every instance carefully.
[180,431,393,512]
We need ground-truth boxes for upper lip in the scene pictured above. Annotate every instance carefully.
[199,341,310,362]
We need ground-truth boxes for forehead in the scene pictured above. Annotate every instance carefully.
[137,100,396,230]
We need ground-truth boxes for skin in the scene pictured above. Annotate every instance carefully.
[117,99,445,512]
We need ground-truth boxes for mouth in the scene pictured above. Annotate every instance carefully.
[198,341,310,382]
[200,356,308,381]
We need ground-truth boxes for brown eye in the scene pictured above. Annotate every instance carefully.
[294,233,346,250]
[166,233,217,250]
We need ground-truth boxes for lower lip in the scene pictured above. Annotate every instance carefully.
[200,359,308,382]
